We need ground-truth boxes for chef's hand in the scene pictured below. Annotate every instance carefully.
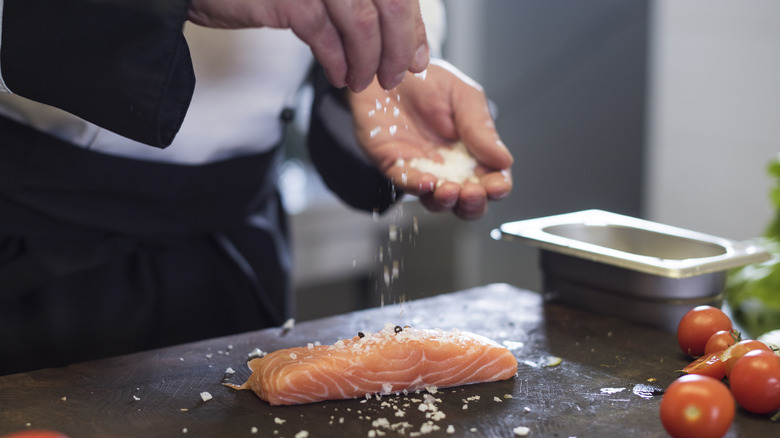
[349,59,514,220]
[187,0,429,91]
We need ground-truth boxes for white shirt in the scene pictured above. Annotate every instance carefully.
[0,1,446,165]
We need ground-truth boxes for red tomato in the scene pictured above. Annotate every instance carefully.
[659,374,735,438]
[703,330,740,356]
[677,306,733,358]
[0,431,69,438]
[729,349,780,414]
[720,339,773,378]
[682,353,726,380]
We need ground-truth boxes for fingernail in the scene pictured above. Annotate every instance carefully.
[391,71,406,88]
[348,75,373,93]
[414,44,430,70]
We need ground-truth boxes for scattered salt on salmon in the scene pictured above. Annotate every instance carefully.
[226,324,518,406]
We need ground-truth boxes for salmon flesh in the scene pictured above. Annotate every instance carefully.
[228,324,518,405]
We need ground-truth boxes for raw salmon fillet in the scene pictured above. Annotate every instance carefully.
[228,324,518,406]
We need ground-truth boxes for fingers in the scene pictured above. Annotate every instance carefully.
[190,0,429,91]
[321,0,382,91]
[322,0,429,91]
[373,0,430,86]
[416,173,512,221]
[420,182,488,221]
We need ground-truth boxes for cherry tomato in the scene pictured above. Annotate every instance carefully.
[0,431,69,438]
[677,306,733,358]
[682,353,726,380]
[659,374,734,438]
[703,330,740,356]
[729,349,780,414]
[720,339,773,378]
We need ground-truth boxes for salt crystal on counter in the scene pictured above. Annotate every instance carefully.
[513,426,531,436]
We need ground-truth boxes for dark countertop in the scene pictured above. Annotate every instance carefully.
[0,284,775,437]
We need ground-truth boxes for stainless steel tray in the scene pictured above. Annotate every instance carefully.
[493,209,769,279]
[492,210,770,332]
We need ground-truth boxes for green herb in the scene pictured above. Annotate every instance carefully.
[726,157,780,338]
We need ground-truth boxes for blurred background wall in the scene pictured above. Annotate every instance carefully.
[288,0,780,321]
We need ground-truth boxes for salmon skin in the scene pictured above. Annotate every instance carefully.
[227,324,518,406]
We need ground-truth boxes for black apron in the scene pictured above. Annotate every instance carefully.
[0,115,292,375]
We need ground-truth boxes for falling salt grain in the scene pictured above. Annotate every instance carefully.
[200,392,212,402]
[182,428,188,434]
[225,367,235,374]
[132,395,141,402]
[388,225,398,241]
[282,318,295,331]
[274,417,286,425]
[446,425,455,434]
[251,427,258,434]
[370,127,382,138]
[294,431,309,438]
[493,396,503,403]
[389,125,398,136]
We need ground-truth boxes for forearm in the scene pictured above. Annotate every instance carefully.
[0,0,194,147]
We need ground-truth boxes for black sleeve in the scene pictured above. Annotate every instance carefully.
[306,65,402,214]
[0,0,194,148]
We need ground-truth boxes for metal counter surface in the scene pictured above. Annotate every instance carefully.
[0,284,775,437]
